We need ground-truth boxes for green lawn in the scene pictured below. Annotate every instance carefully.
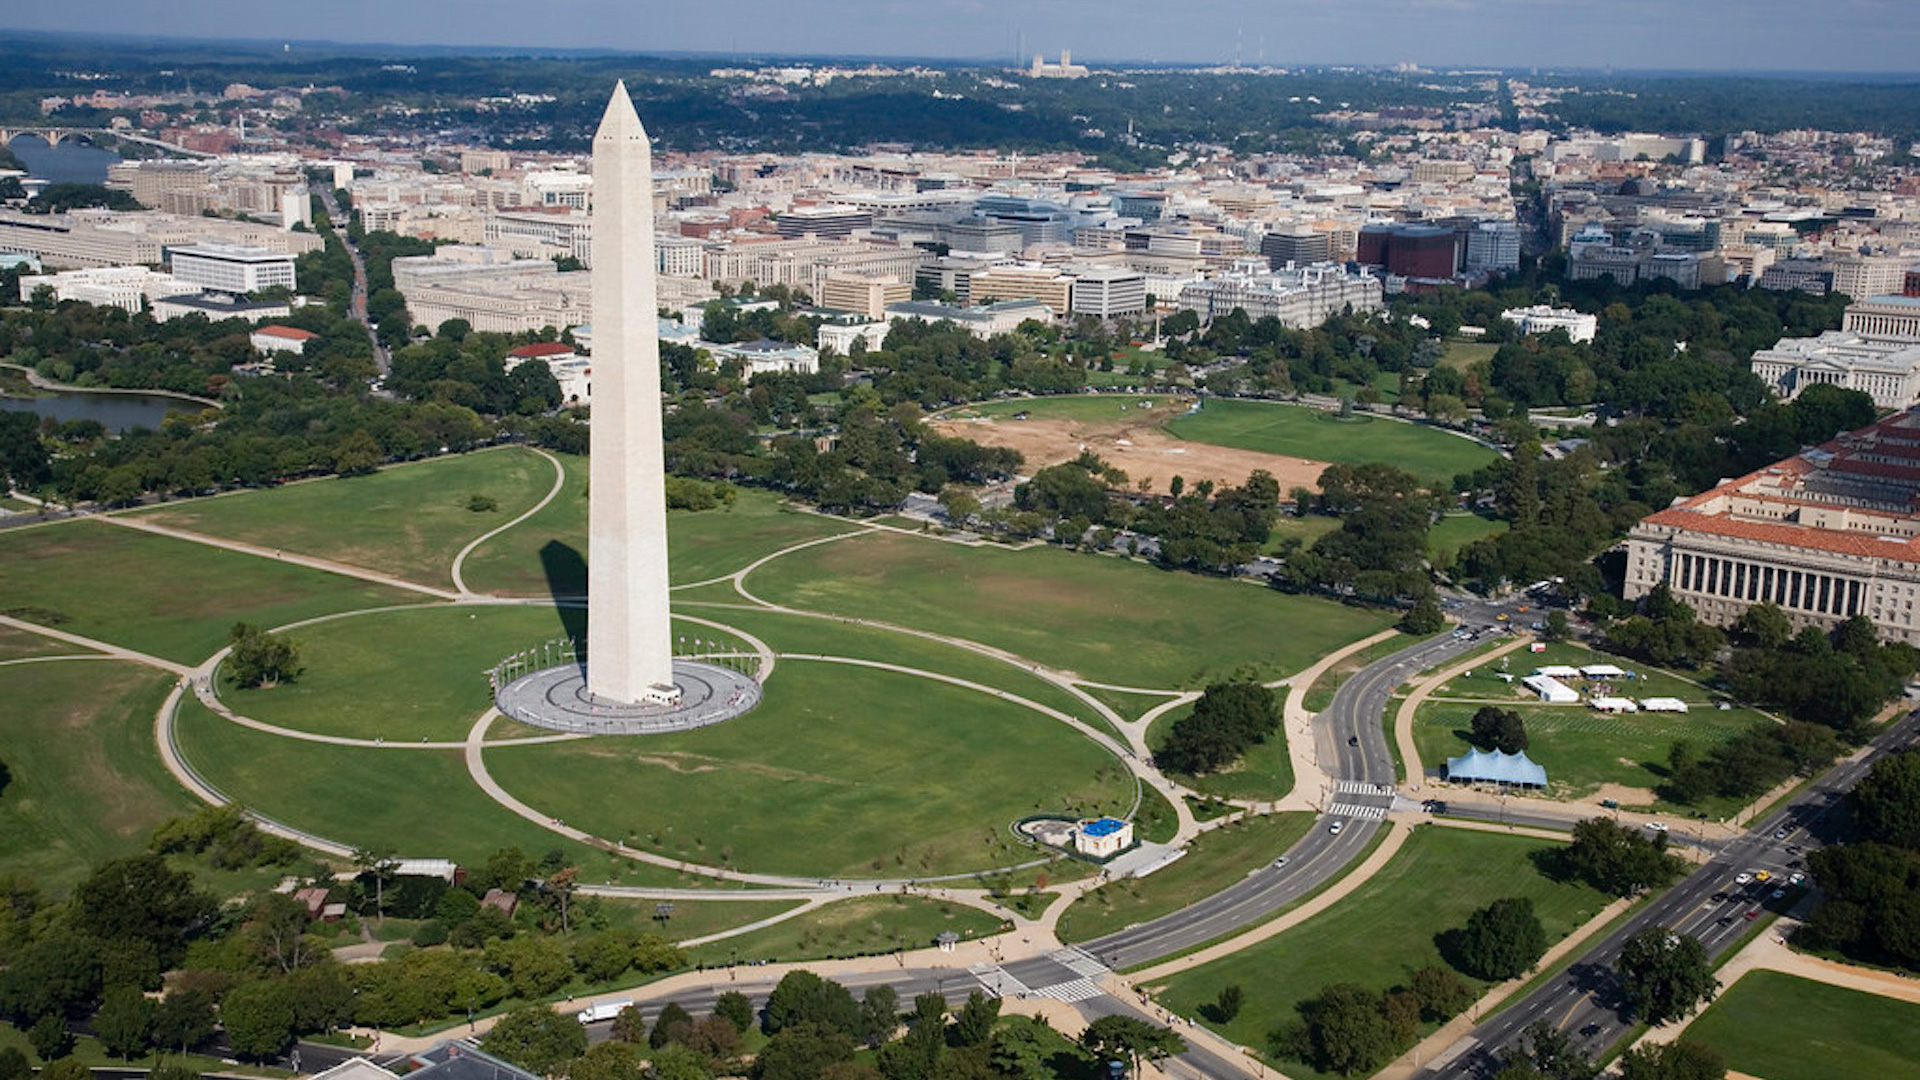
[593,895,805,944]
[0,660,201,894]
[0,519,424,664]
[0,622,91,660]
[1428,514,1508,559]
[1434,642,1715,705]
[1265,513,1343,553]
[173,696,738,889]
[1076,684,1184,727]
[484,659,1134,878]
[127,447,556,588]
[1147,695,1295,802]
[1413,700,1764,813]
[1167,399,1498,486]
[457,459,854,596]
[1685,970,1920,1080]
[950,394,1179,422]
[220,604,745,742]
[0,1023,281,1078]
[1440,341,1499,371]
[744,530,1397,688]
[1153,827,1610,1080]
[675,603,1100,730]
[1057,813,1315,944]
[686,895,1003,965]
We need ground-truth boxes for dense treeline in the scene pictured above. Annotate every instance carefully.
[0,809,698,1064]
[473,966,1183,1080]
[1799,749,1920,971]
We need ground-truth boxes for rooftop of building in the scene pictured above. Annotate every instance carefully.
[1638,406,1920,561]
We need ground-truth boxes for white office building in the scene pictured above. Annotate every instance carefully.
[168,244,297,294]
[1070,265,1148,318]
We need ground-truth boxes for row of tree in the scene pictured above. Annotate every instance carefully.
[481,968,1187,1080]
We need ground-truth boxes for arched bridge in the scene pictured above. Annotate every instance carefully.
[2,127,214,158]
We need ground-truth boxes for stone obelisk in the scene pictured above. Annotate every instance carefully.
[587,81,678,705]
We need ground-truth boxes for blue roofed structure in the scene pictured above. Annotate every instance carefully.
[1444,748,1549,788]
[1083,817,1126,837]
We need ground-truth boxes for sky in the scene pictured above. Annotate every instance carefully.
[6,0,1920,73]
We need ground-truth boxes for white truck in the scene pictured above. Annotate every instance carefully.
[577,999,633,1025]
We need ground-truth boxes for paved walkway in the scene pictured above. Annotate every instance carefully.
[1394,636,1532,793]
[1273,628,1404,813]
[99,513,461,601]
[450,446,566,596]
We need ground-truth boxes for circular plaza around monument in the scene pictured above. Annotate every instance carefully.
[495,657,762,734]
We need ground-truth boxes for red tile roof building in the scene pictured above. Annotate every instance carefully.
[1626,406,1920,643]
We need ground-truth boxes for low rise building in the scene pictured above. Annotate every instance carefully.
[17,265,196,311]
[1073,817,1134,859]
[251,325,318,355]
[705,338,820,376]
[885,298,1053,340]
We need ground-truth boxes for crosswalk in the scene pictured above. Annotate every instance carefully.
[1329,801,1391,820]
[1050,946,1110,978]
[1334,780,1396,797]
[968,963,1029,997]
[1034,977,1105,1003]
[970,947,1112,1004]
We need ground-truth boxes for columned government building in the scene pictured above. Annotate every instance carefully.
[1625,407,1920,643]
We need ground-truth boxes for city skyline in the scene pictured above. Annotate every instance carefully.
[5,0,1920,74]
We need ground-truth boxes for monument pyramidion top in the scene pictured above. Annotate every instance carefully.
[595,79,651,145]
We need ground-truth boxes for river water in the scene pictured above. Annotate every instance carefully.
[0,388,201,432]
[6,133,123,185]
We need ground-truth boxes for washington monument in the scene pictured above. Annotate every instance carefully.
[587,81,678,705]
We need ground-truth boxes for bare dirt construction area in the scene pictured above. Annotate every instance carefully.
[932,399,1329,495]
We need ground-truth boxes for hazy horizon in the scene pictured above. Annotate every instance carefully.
[5,0,1919,75]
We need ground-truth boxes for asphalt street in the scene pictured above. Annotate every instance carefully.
[1416,705,1920,1078]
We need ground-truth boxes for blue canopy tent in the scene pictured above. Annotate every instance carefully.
[1444,748,1549,788]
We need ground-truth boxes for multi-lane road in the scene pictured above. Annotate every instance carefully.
[1419,704,1920,1077]
[290,596,1915,1080]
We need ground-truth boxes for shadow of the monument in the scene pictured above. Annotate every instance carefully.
[540,540,588,649]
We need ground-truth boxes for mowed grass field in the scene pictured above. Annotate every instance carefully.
[173,696,733,889]
[674,603,1101,728]
[457,456,854,596]
[1147,697,1295,802]
[744,530,1397,688]
[953,394,1180,422]
[1685,970,1920,1080]
[1413,701,1764,813]
[1166,399,1498,485]
[0,660,200,892]
[1152,826,1610,1080]
[0,520,424,664]
[219,604,750,742]
[0,622,92,660]
[1058,813,1315,944]
[126,447,556,588]
[484,659,1135,878]
[1428,513,1508,560]
[686,895,1004,965]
